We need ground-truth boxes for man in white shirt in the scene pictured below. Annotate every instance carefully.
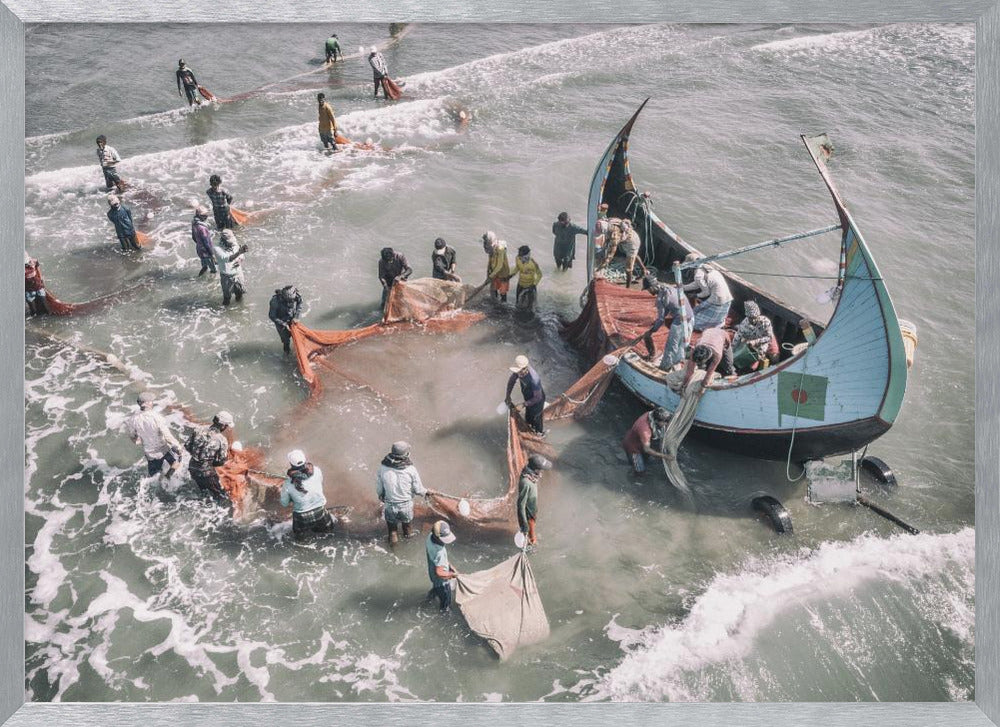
[96,135,125,193]
[683,253,734,331]
[125,391,182,479]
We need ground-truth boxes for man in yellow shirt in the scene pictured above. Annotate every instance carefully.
[317,93,338,152]
[482,231,510,303]
[510,245,542,313]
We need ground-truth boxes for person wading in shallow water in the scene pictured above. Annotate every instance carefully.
[185,411,234,505]
[551,211,587,271]
[268,285,303,354]
[96,135,126,193]
[376,441,427,547]
[214,229,247,306]
[126,391,182,481]
[176,59,201,106]
[505,354,546,435]
[191,205,217,277]
[378,247,412,311]
[483,231,510,303]
[106,194,141,252]
[281,449,335,538]
[24,253,49,316]
[622,407,673,474]
[425,520,459,613]
[517,454,552,545]
[317,93,339,152]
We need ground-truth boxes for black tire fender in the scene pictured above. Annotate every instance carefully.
[860,455,897,486]
[752,495,793,534]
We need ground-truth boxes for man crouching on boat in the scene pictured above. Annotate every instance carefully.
[639,274,693,371]
[681,327,736,391]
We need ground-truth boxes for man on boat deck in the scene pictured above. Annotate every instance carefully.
[176,59,201,106]
[376,441,427,546]
[681,326,736,391]
[593,203,610,267]
[622,407,672,474]
[126,391,182,481]
[324,33,342,63]
[184,410,234,505]
[206,174,235,230]
[506,354,546,435]
[24,253,49,316]
[595,216,624,273]
[281,449,335,538]
[732,300,776,372]
[268,285,303,354]
[191,205,217,276]
[378,247,412,310]
[425,521,459,613]
[106,194,141,252]
[517,454,552,546]
[317,93,339,152]
[619,218,642,288]
[683,253,733,331]
[510,245,543,313]
[483,231,510,303]
[96,135,126,193]
[639,274,693,371]
[368,46,389,98]
[431,238,460,281]
[552,212,588,271]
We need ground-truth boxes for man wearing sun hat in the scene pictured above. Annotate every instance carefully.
[505,354,546,435]
[425,520,459,612]
[376,441,427,546]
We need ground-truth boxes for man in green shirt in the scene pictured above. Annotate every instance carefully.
[517,454,552,546]
[325,33,342,63]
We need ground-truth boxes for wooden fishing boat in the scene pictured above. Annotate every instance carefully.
[579,101,914,461]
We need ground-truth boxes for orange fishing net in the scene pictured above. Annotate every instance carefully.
[563,278,666,363]
[41,283,150,316]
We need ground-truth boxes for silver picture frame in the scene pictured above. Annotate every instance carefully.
[2,1,997,725]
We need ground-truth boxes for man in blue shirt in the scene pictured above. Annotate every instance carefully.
[505,354,546,435]
[425,521,459,612]
[106,194,140,251]
[640,274,694,372]
[280,449,335,538]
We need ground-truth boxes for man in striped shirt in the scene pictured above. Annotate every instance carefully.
[206,174,235,230]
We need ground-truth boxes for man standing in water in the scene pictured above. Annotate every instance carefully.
[378,247,412,311]
[324,33,342,63]
[206,174,235,230]
[269,285,303,354]
[281,449,336,538]
[185,411,234,504]
[517,454,552,546]
[96,135,126,193]
[214,229,247,306]
[431,238,459,281]
[622,407,673,474]
[483,231,510,303]
[191,205,217,276]
[425,521,459,613]
[317,93,339,152]
[106,194,141,252]
[551,212,587,271]
[176,59,201,106]
[368,46,389,98]
[376,441,427,546]
[505,354,546,435]
[126,391,182,481]
[24,254,49,316]
[510,245,543,313]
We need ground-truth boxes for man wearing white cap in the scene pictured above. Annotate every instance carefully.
[281,449,335,537]
[184,411,234,504]
[191,205,217,276]
[425,520,459,612]
[125,391,182,480]
[106,194,140,252]
[505,354,546,435]
[376,441,427,546]
[368,46,388,98]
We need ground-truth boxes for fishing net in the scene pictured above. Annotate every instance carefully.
[659,368,706,500]
[563,278,667,363]
[454,551,550,661]
[380,77,404,100]
[40,282,150,316]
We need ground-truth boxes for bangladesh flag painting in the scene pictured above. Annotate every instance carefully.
[777,371,829,424]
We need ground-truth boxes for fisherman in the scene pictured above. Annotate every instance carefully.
[510,245,543,313]
[214,229,247,306]
[595,216,624,272]
[619,218,642,288]
[206,174,235,230]
[505,354,546,435]
[317,93,339,152]
[281,449,335,537]
[683,253,733,331]
[681,326,736,391]
[622,407,672,474]
[551,212,587,271]
[95,135,126,193]
[324,33,342,63]
[483,231,510,303]
[639,274,693,371]
[378,247,412,310]
[269,285,303,354]
[431,238,459,282]
[126,391,182,480]
[732,300,776,371]
[191,205,217,276]
[376,441,427,546]
[24,254,49,316]
[425,520,459,613]
[184,411,234,504]
[368,46,389,98]
[106,194,141,252]
[517,454,552,546]
[593,202,610,267]
[176,59,201,106]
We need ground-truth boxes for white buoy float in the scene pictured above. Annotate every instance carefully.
[458,499,471,517]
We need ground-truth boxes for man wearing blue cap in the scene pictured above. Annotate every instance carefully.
[425,520,459,612]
